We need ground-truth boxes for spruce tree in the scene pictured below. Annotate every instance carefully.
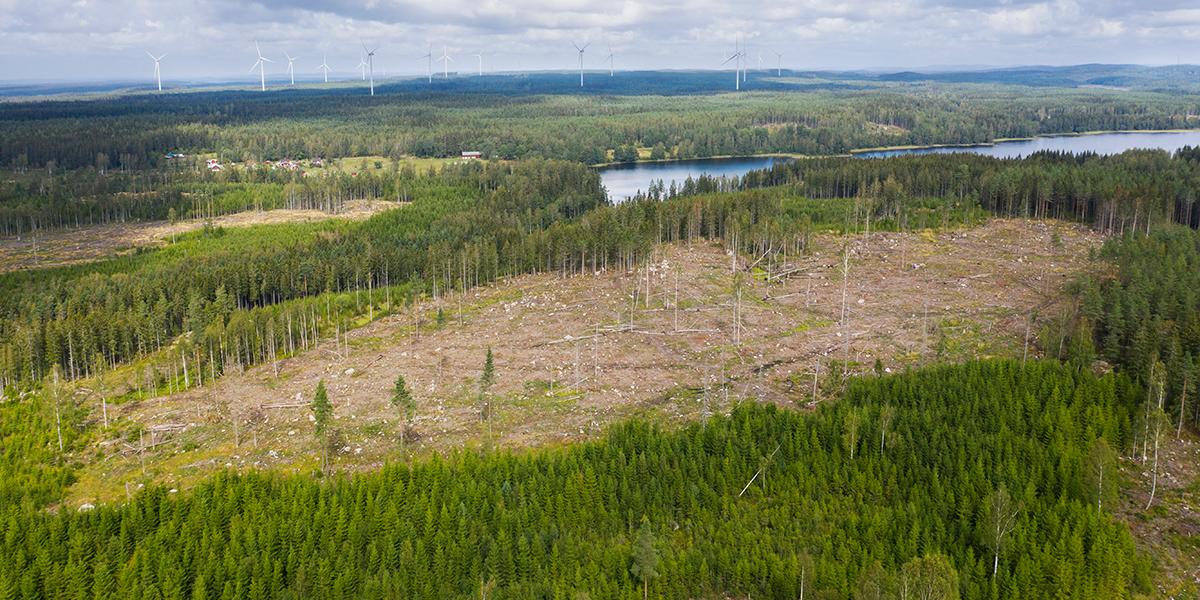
[630,516,659,600]
[391,374,416,451]
[311,379,332,473]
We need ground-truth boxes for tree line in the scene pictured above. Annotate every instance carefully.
[4,85,1198,171]
[739,148,1200,234]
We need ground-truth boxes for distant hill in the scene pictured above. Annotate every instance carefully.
[4,64,1200,101]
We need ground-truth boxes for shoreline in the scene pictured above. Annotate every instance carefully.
[591,128,1200,167]
[848,128,1200,155]
[590,152,808,169]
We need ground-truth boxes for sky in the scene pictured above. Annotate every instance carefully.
[3,0,1200,82]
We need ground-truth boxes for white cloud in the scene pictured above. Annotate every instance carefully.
[0,0,1195,80]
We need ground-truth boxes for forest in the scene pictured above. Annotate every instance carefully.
[3,81,1199,173]
[3,76,1200,598]
[0,361,1150,599]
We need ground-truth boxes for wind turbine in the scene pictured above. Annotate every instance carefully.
[573,42,589,87]
[606,45,614,76]
[146,51,166,91]
[438,45,453,78]
[249,41,273,92]
[317,54,331,83]
[773,50,783,77]
[362,42,378,95]
[356,53,367,80]
[722,43,743,91]
[421,45,433,83]
[284,52,297,85]
[473,51,484,76]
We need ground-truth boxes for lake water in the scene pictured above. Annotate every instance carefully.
[597,131,1200,201]
[852,130,1200,159]
[599,156,788,201]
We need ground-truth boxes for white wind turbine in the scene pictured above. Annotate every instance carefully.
[773,50,783,77]
[420,45,433,83]
[722,41,744,91]
[356,53,367,80]
[362,42,378,95]
[249,42,273,91]
[741,39,748,84]
[473,51,484,76]
[573,42,589,87]
[438,45,453,78]
[317,54,332,83]
[606,45,614,76]
[146,51,167,91]
[284,52,297,85]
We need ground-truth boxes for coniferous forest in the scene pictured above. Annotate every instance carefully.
[2,69,1200,599]
[0,362,1149,599]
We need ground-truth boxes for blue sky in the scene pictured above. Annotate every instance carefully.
[3,0,1200,81]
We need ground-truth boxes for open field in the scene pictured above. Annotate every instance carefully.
[68,218,1103,504]
[0,199,399,273]
[330,155,481,173]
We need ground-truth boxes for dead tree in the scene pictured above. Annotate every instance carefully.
[878,404,896,456]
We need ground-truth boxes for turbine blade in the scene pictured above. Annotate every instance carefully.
[249,60,261,73]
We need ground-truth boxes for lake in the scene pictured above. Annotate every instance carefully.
[598,156,788,201]
[852,130,1200,159]
[597,131,1200,201]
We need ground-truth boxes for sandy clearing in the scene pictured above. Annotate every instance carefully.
[74,218,1103,502]
[0,199,397,273]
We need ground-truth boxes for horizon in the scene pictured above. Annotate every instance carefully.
[4,0,1200,82]
[1,62,1196,92]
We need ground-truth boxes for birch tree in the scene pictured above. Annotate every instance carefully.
[986,487,1020,578]
[1085,438,1118,512]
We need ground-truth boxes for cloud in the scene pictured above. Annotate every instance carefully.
[0,0,1196,80]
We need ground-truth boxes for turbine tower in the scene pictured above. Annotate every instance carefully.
[284,52,297,85]
[606,45,614,77]
[249,41,273,92]
[421,45,433,83]
[146,51,167,91]
[734,38,744,84]
[318,54,331,83]
[774,50,783,77]
[438,45,453,78]
[473,51,484,76]
[573,42,589,87]
[362,42,378,95]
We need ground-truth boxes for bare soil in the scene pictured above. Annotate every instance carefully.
[67,219,1103,505]
[0,200,395,273]
[1118,432,1200,597]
